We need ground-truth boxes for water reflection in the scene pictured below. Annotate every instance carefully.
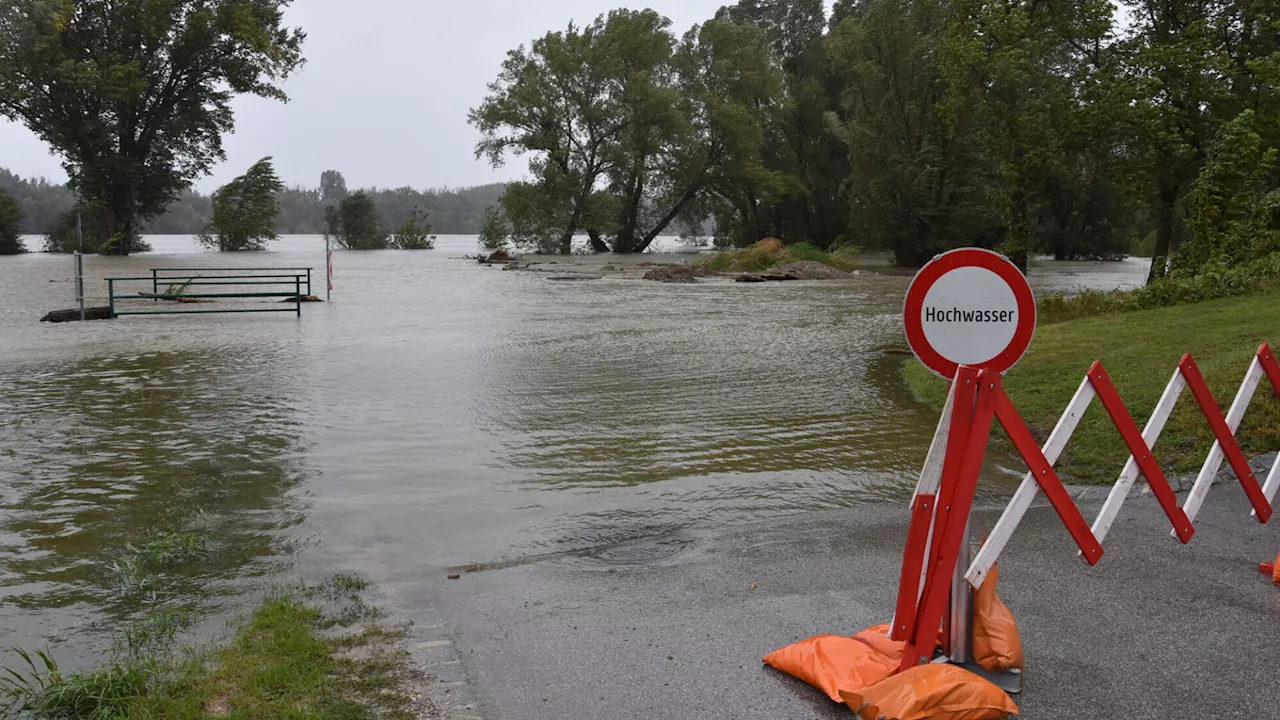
[0,346,310,658]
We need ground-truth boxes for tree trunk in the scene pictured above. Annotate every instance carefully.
[1147,180,1178,284]
[1004,185,1030,273]
[633,186,700,254]
[102,179,139,255]
[587,229,610,253]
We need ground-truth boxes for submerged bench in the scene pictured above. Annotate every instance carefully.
[106,267,315,318]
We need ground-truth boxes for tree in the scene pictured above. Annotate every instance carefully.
[938,0,1116,271]
[472,9,782,254]
[390,206,435,249]
[827,0,999,266]
[478,205,510,250]
[320,170,349,203]
[198,158,283,251]
[1179,110,1280,271]
[325,191,386,250]
[1118,1,1277,281]
[0,0,305,254]
[0,188,23,254]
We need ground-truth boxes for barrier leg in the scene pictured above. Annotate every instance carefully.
[893,368,978,642]
[901,369,996,671]
[948,519,973,663]
[892,493,937,642]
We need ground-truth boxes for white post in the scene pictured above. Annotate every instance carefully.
[949,520,973,663]
[75,213,85,321]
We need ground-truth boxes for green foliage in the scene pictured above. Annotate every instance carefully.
[0,187,23,254]
[325,192,387,250]
[1037,252,1280,324]
[695,238,859,272]
[471,8,784,253]
[198,158,284,251]
[0,1,305,254]
[906,290,1280,484]
[389,206,435,249]
[478,205,510,250]
[1179,110,1280,272]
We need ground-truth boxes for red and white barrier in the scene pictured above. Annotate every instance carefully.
[966,344,1280,589]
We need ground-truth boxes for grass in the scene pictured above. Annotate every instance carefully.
[696,239,861,273]
[904,291,1280,484]
[110,531,211,594]
[2,576,423,720]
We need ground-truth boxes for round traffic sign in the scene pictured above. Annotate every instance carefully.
[904,248,1036,379]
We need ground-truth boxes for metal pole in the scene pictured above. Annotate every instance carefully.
[107,279,115,318]
[75,213,85,321]
[325,234,331,302]
[949,519,974,663]
[295,275,301,318]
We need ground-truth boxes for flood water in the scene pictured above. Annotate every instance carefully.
[0,235,1150,663]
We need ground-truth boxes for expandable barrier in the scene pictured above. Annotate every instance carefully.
[891,344,1280,672]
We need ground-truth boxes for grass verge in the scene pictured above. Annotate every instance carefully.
[2,576,429,720]
[905,291,1280,484]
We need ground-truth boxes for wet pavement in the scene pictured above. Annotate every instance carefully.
[390,484,1280,719]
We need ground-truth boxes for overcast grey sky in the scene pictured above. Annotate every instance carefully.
[0,1,833,192]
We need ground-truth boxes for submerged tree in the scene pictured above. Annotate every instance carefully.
[390,206,436,249]
[0,188,23,254]
[198,158,284,251]
[325,191,387,250]
[477,205,509,250]
[0,0,305,254]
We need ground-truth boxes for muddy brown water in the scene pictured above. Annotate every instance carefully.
[0,235,1150,664]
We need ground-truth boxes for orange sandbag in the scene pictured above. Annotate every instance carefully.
[840,663,1018,720]
[971,564,1025,672]
[763,624,903,703]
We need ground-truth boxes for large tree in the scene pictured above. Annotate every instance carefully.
[0,0,305,254]
[472,9,781,254]
[827,0,999,266]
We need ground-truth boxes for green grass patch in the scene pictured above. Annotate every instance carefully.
[905,291,1280,483]
[2,577,423,720]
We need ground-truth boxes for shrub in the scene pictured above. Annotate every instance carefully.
[390,206,435,249]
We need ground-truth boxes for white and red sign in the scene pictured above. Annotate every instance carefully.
[904,248,1036,379]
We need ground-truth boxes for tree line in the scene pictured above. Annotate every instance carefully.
[4,1,1278,277]
[474,0,1280,280]
[0,166,505,246]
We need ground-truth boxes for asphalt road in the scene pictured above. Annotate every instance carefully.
[393,485,1280,719]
